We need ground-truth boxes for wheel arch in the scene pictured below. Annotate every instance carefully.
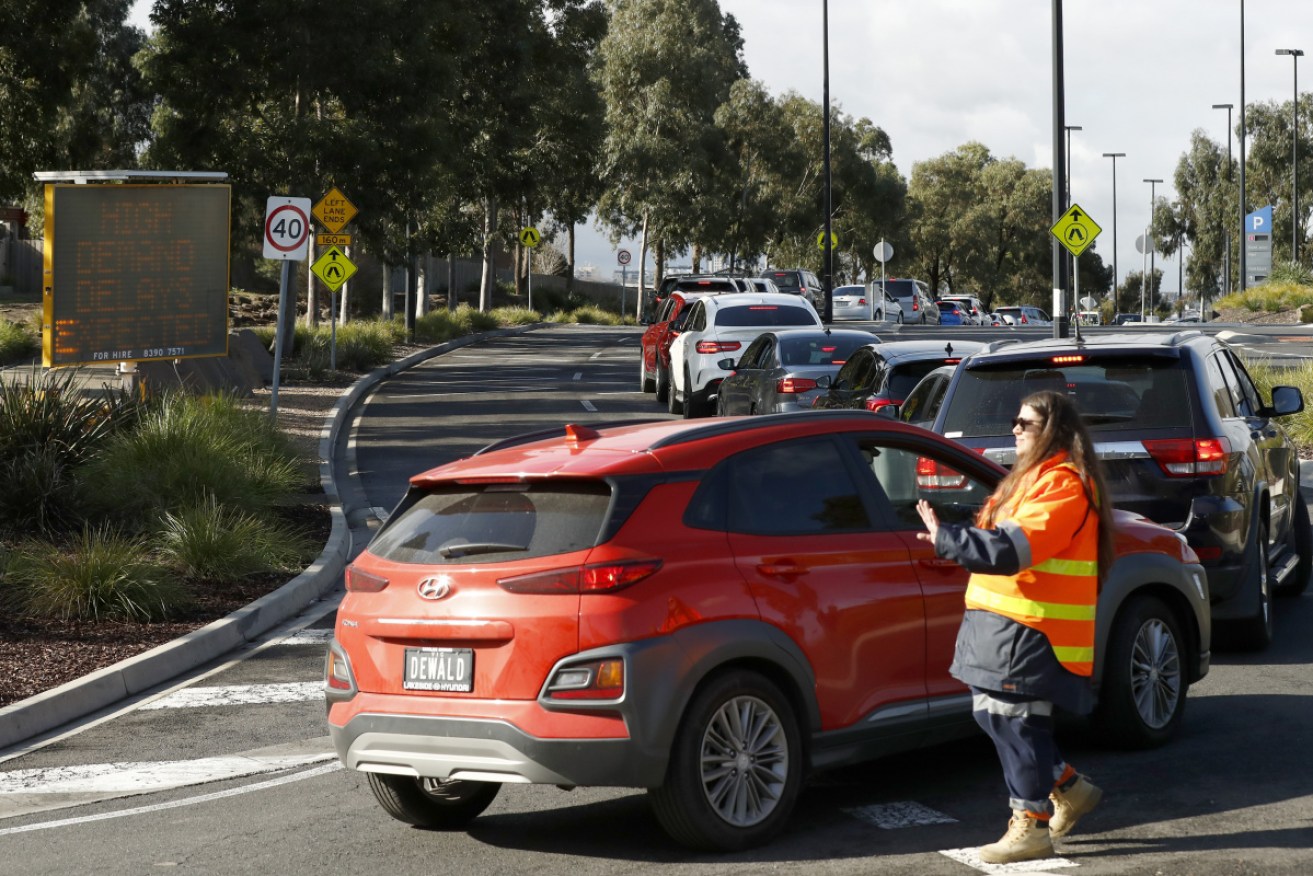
[1097,554,1208,688]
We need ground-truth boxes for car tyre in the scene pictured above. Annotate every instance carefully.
[1227,520,1274,650]
[874,308,882,322]
[367,774,500,828]
[1276,499,1312,597]
[648,670,802,852]
[896,312,903,325]
[656,363,670,404]
[667,368,684,415]
[682,367,699,419]
[641,357,656,393]
[1091,595,1186,749]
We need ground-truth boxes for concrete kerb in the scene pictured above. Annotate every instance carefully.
[0,322,547,752]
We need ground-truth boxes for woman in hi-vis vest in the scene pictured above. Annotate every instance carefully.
[917,390,1115,865]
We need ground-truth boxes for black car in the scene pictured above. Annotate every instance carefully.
[812,340,985,414]
[714,329,881,416]
[928,331,1310,650]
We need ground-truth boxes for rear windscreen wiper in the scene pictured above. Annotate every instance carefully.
[439,542,529,558]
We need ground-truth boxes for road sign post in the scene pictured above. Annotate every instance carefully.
[872,241,893,312]
[312,188,359,370]
[520,227,540,311]
[263,197,312,421]
[618,249,631,313]
[1049,203,1102,332]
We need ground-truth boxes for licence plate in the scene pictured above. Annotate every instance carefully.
[403,647,474,692]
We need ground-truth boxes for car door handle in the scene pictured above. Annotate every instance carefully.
[757,563,806,578]
[918,557,958,570]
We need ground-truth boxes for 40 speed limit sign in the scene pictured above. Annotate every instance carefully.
[263,196,312,260]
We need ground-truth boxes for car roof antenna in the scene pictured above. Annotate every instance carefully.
[944,342,953,357]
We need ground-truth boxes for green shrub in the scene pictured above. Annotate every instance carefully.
[0,319,38,366]
[77,391,304,525]
[0,444,81,535]
[566,304,626,326]
[6,526,185,621]
[1266,260,1313,287]
[154,497,314,580]
[1215,276,1313,314]
[487,306,541,326]
[1240,356,1313,448]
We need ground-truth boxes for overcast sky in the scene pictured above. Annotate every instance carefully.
[130,0,1312,292]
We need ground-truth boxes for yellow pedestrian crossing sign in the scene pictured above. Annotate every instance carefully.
[1050,203,1102,258]
[310,246,358,292]
[520,226,541,248]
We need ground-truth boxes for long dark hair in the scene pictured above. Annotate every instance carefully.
[979,390,1116,586]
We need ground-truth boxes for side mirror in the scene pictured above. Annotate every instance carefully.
[815,374,833,389]
[1267,385,1305,417]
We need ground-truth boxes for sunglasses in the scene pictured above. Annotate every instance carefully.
[1012,417,1044,432]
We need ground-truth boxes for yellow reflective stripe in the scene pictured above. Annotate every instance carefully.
[1033,557,1098,577]
[1052,645,1094,663]
[966,585,1096,621]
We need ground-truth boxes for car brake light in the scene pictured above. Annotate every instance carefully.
[865,397,897,413]
[696,340,742,354]
[1143,438,1230,477]
[1052,355,1085,364]
[498,559,663,594]
[345,565,389,592]
[944,358,961,364]
[1020,314,1029,323]
[776,377,818,394]
[858,298,868,305]
[912,299,919,310]
[546,658,624,700]
[326,648,353,690]
[916,456,968,489]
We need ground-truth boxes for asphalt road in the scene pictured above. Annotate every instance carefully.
[3,322,1313,875]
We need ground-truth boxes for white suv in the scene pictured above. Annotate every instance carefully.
[668,293,822,417]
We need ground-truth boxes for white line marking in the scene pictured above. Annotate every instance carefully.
[277,629,333,645]
[0,751,336,795]
[138,682,322,710]
[939,847,1077,873]
[573,372,583,380]
[844,801,957,828]
[0,762,342,836]
[590,351,604,359]
[580,400,597,412]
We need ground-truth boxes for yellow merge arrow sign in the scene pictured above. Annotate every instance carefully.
[1050,202,1102,258]
[310,245,358,292]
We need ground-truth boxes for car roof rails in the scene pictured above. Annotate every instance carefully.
[982,338,1023,354]
[473,419,664,456]
[1167,330,1204,346]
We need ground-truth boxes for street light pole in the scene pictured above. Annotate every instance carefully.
[1240,0,1248,289]
[1276,48,1303,262]
[1051,0,1069,339]
[1065,126,1082,317]
[1145,178,1164,314]
[1103,151,1124,308]
[822,0,834,324]
[1213,103,1234,305]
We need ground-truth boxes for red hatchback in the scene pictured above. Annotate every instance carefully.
[327,413,1210,851]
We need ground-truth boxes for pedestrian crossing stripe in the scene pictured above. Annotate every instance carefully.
[139,682,321,710]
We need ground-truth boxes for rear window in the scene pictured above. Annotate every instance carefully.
[779,334,869,366]
[941,356,1190,437]
[715,304,816,327]
[368,482,612,564]
[888,359,956,399]
[675,279,738,293]
[878,280,918,301]
[765,272,801,291]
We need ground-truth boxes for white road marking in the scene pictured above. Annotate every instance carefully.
[277,629,333,645]
[590,351,604,359]
[573,372,583,380]
[0,762,342,836]
[138,682,322,710]
[938,847,1077,873]
[0,751,335,795]
[844,801,957,828]
[580,400,597,411]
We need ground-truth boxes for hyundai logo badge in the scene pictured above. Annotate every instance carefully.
[417,575,453,600]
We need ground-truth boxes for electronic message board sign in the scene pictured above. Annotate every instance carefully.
[42,184,232,367]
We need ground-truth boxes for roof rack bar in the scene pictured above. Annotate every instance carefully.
[473,419,663,456]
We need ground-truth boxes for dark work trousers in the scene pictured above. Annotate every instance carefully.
[971,688,1067,817]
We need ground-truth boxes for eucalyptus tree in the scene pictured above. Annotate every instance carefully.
[1168,130,1231,297]
[1243,97,1313,263]
[0,0,150,207]
[595,0,747,309]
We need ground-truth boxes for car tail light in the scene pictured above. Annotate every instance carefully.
[326,646,354,691]
[865,397,897,413]
[777,377,818,394]
[916,456,968,489]
[858,298,868,305]
[546,658,624,700]
[1052,355,1085,364]
[696,340,742,354]
[1020,314,1029,323]
[912,298,920,311]
[345,565,389,592]
[498,559,663,594]
[1143,437,1230,477]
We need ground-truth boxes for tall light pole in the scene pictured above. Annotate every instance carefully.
[1064,126,1082,316]
[1103,152,1125,305]
[1276,48,1303,262]
[1213,103,1234,304]
[1240,0,1248,289]
[1145,178,1164,313]
[821,0,833,323]
[1051,0,1070,340]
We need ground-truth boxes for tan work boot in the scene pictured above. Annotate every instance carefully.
[1050,775,1102,838]
[978,811,1054,864]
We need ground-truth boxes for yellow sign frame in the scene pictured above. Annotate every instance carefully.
[1050,203,1102,258]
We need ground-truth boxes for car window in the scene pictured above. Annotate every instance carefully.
[857,354,887,392]
[738,336,769,369]
[835,350,874,391]
[370,482,611,564]
[854,442,993,530]
[942,356,1191,437]
[1222,351,1263,417]
[714,304,817,327]
[779,334,867,366]
[726,438,872,535]
[764,271,801,292]
[675,278,738,293]
[900,373,948,424]
[887,359,954,399]
[1204,353,1237,418]
[878,280,918,301]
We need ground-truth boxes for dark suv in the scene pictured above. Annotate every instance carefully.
[928,331,1310,650]
[328,412,1208,851]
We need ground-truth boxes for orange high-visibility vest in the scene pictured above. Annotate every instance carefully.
[964,452,1098,676]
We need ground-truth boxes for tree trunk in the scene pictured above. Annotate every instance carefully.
[566,225,576,294]
[448,253,458,312]
[338,245,352,324]
[655,239,665,286]
[479,197,498,312]
[514,239,525,299]
[381,263,393,321]
[636,211,649,321]
[306,248,318,327]
[692,243,702,274]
